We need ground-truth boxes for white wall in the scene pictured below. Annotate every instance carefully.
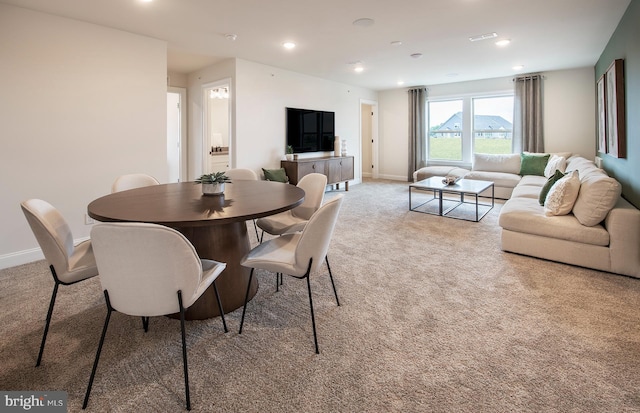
[0,4,167,268]
[543,67,596,158]
[377,67,597,181]
[188,58,378,181]
[168,71,188,88]
[378,89,410,180]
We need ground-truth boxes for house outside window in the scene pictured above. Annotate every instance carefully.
[473,96,513,155]
[427,94,513,165]
[428,99,463,161]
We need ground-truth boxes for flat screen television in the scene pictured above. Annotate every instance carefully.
[286,107,335,153]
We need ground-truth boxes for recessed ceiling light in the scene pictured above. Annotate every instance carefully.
[495,39,511,47]
[352,18,375,27]
[397,80,405,86]
[225,34,237,41]
[390,41,403,46]
[469,32,497,42]
[410,53,423,59]
[140,0,153,2]
[283,42,296,50]
[513,65,524,70]
[354,66,364,73]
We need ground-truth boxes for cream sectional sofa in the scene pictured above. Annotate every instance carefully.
[413,153,640,278]
[499,154,640,278]
[413,153,527,199]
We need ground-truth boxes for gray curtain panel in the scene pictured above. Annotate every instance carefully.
[408,87,427,181]
[513,74,544,153]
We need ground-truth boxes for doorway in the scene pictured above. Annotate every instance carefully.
[167,87,187,182]
[202,79,231,173]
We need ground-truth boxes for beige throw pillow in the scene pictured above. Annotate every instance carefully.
[544,170,580,216]
[544,154,567,178]
[572,175,621,226]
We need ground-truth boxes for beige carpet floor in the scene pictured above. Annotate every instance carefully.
[1,179,639,412]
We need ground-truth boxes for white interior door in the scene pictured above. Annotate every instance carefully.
[361,104,373,178]
[167,87,187,182]
[360,99,378,180]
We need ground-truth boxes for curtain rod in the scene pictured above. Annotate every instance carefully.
[513,74,545,81]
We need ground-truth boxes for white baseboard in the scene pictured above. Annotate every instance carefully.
[377,174,409,181]
[0,247,44,270]
[0,236,90,270]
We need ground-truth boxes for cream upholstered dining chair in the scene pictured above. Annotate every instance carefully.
[225,168,260,241]
[20,199,99,367]
[111,173,160,193]
[83,222,227,411]
[224,168,258,181]
[239,194,343,354]
[256,172,327,243]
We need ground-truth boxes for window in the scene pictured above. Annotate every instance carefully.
[428,99,463,161]
[473,96,513,155]
[427,94,513,164]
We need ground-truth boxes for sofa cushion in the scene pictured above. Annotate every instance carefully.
[511,184,541,199]
[544,155,567,178]
[518,175,548,187]
[566,155,597,173]
[544,170,580,216]
[539,169,566,205]
[472,153,521,174]
[499,197,610,246]
[572,174,622,226]
[520,153,550,176]
[464,171,521,189]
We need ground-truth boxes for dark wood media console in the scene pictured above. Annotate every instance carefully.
[281,156,354,191]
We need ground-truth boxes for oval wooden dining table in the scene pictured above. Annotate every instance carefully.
[87,180,305,320]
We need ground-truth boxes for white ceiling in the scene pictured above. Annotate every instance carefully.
[2,0,631,91]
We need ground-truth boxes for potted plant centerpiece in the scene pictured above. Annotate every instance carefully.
[195,171,231,195]
[285,145,294,161]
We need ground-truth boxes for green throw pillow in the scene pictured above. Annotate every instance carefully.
[262,168,288,183]
[539,169,566,205]
[520,153,550,176]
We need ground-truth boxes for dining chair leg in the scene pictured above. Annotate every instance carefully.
[276,273,281,292]
[83,290,113,410]
[238,269,254,334]
[141,317,149,332]
[259,230,264,244]
[177,290,191,411]
[305,275,320,354]
[252,220,260,243]
[36,273,60,367]
[325,256,340,307]
[211,281,228,333]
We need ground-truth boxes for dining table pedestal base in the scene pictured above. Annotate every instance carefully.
[174,221,258,320]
